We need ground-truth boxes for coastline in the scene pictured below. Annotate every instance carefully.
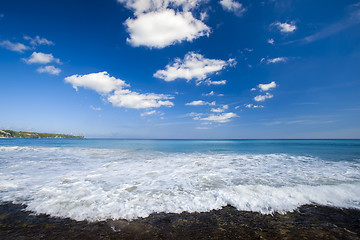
[0,129,84,139]
[1,203,359,240]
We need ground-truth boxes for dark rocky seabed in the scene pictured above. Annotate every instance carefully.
[1,203,360,240]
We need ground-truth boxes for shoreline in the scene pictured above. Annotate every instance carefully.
[1,203,359,239]
[0,129,84,139]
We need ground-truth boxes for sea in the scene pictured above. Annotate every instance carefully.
[0,139,359,222]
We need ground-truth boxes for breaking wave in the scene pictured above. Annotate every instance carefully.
[0,146,359,221]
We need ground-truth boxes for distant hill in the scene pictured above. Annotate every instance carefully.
[0,129,84,139]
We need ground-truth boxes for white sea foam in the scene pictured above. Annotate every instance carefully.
[0,146,359,221]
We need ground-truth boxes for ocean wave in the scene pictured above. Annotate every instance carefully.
[0,146,359,221]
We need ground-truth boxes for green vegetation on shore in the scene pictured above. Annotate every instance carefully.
[0,129,84,139]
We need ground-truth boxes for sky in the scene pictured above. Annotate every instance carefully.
[0,0,360,139]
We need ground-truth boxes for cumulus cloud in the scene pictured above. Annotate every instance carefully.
[0,40,30,53]
[65,71,128,94]
[24,36,54,46]
[219,0,246,16]
[23,52,61,64]
[154,52,235,82]
[185,100,215,106]
[254,92,273,102]
[211,105,228,113]
[108,89,174,109]
[267,38,274,45]
[36,65,61,75]
[118,0,204,15]
[118,0,210,48]
[125,9,210,48]
[245,104,264,108]
[273,21,297,33]
[257,81,277,91]
[251,81,276,102]
[65,72,174,109]
[267,57,287,64]
[197,112,238,123]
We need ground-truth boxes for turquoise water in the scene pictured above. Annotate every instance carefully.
[0,139,360,221]
[1,138,359,160]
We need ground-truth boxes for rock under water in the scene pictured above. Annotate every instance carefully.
[1,203,360,240]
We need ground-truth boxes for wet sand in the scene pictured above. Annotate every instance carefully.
[1,203,360,239]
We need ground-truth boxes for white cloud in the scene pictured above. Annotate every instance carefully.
[108,89,174,109]
[266,57,287,64]
[201,79,227,86]
[65,71,128,94]
[203,90,215,96]
[202,91,224,96]
[90,105,102,111]
[155,52,235,82]
[245,104,264,108]
[254,92,273,102]
[211,104,228,113]
[200,11,208,21]
[65,72,174,109]
[118,0,204,15]
[36,65,61,75]
[140,110,158,116]
[273,21,297,33]
[0,40,29,53]
[267,38,274,45]
[24,36,54,46]
[257,81,277,91]
[118,0,209,48]
[186,112,204,119]
[118,0,157,14]
[125,9,210,48]
[23,52,61,64]
[196,126,210,130]
[185,100,215,106]
[197,112,238,123]
[219,0,246,16]
[250,88,256,91]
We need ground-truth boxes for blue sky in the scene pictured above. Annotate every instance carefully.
[0,0,359,138]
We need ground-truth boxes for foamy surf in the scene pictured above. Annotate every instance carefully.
[0,145,360,221]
